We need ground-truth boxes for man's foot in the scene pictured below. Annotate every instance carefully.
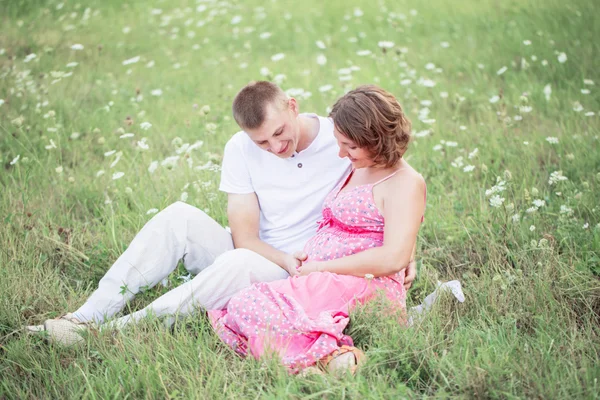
[41,313,92,346]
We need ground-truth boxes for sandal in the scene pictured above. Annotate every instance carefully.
[317,345,366,375]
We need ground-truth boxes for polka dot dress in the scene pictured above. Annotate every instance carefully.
[209,170,418,373]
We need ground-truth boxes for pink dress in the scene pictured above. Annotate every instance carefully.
[209,170,421,373]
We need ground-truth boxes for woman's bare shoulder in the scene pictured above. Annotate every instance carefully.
[389,161,425,191]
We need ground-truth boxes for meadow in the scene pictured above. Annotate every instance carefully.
[1,0,599,398]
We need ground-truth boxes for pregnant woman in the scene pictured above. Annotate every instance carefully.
[209,85,426,374]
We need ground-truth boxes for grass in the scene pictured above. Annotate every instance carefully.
[1,0,599,398]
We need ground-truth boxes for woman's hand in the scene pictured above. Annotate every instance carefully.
[299,261,321,276]
[403,260,417,290]
[282,251,308,276]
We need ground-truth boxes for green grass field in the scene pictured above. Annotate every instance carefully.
[1,0,599,397]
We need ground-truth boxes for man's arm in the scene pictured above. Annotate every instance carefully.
[227,193,304,276]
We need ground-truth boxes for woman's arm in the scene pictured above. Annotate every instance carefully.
[301,173,426,278]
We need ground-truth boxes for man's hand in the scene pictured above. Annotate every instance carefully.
[403,260,417,290]
[282,251,308,276]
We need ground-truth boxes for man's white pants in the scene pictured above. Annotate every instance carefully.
[73,201,289,326]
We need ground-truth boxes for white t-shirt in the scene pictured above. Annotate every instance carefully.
[219,113,351,254]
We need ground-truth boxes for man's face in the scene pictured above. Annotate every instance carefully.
[245,99,300,158]
[334,127,374,169]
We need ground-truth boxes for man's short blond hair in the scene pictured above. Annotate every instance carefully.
[232,81,288,130]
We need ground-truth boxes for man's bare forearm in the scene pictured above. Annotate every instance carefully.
[232,235,289,269]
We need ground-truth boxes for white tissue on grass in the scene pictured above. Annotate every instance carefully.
[407,280,464,326]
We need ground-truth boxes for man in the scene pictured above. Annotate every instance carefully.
[35,81,416,345]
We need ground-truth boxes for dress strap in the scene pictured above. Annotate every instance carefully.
[372,170,400,186]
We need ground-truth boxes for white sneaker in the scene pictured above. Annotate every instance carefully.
[42,313,92,346]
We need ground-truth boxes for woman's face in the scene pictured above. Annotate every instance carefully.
[333,127,374,169]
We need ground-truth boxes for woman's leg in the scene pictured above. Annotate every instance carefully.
[72,202,234,323]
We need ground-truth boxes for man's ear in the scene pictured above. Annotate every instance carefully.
[288,97,299,116]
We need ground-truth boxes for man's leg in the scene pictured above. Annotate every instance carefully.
[72,201,234,324]
[110,249,289,328]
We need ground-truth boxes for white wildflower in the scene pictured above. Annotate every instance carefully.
[356,50,372,56]
[417,78,436,87]
[489,95,500,104]
[10,155,20,165]
[45,139,57,150]
[523,40,532,45]
[319,84,333,93]
[543,84,552,101]
[55,166,63,174]
[122,56,140,65]
[548,171,568,185]
[529,225,536,232]
[316,54,327,65]
[485,178,506,197]
[489,195,505,208]
[151,89,163,96]
[559,205,573,216]
[146,208,159,215]
[583,223,589,229]
[137,138,149,150]
[463,165,475,172]
[70,44,84,50]
[316,40,326,49]
[260,67,270,76]
[110,152,122,168]
[545,136,559,144]
[259,32,272,39]
[511,214,520,222]
[161,156,180,168]
[24,53,37,63]
[533,199,546,208]
[572,102,584,112]
[148,161,158,174]
[557,52,567,63]
[271,53,285,62]
[451,156,464,168]
[112,172,124,180]
[120,133,134,139]
[496,66,507,75]
[378,41,394,49]
[140,122,152,130]
[468,148,479,159]
[230,15,242,25]
[96,170,105,177]
[520,106,532,113]
[583,79,594,86]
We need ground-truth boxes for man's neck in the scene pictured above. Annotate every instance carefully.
[296,114,319,153]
